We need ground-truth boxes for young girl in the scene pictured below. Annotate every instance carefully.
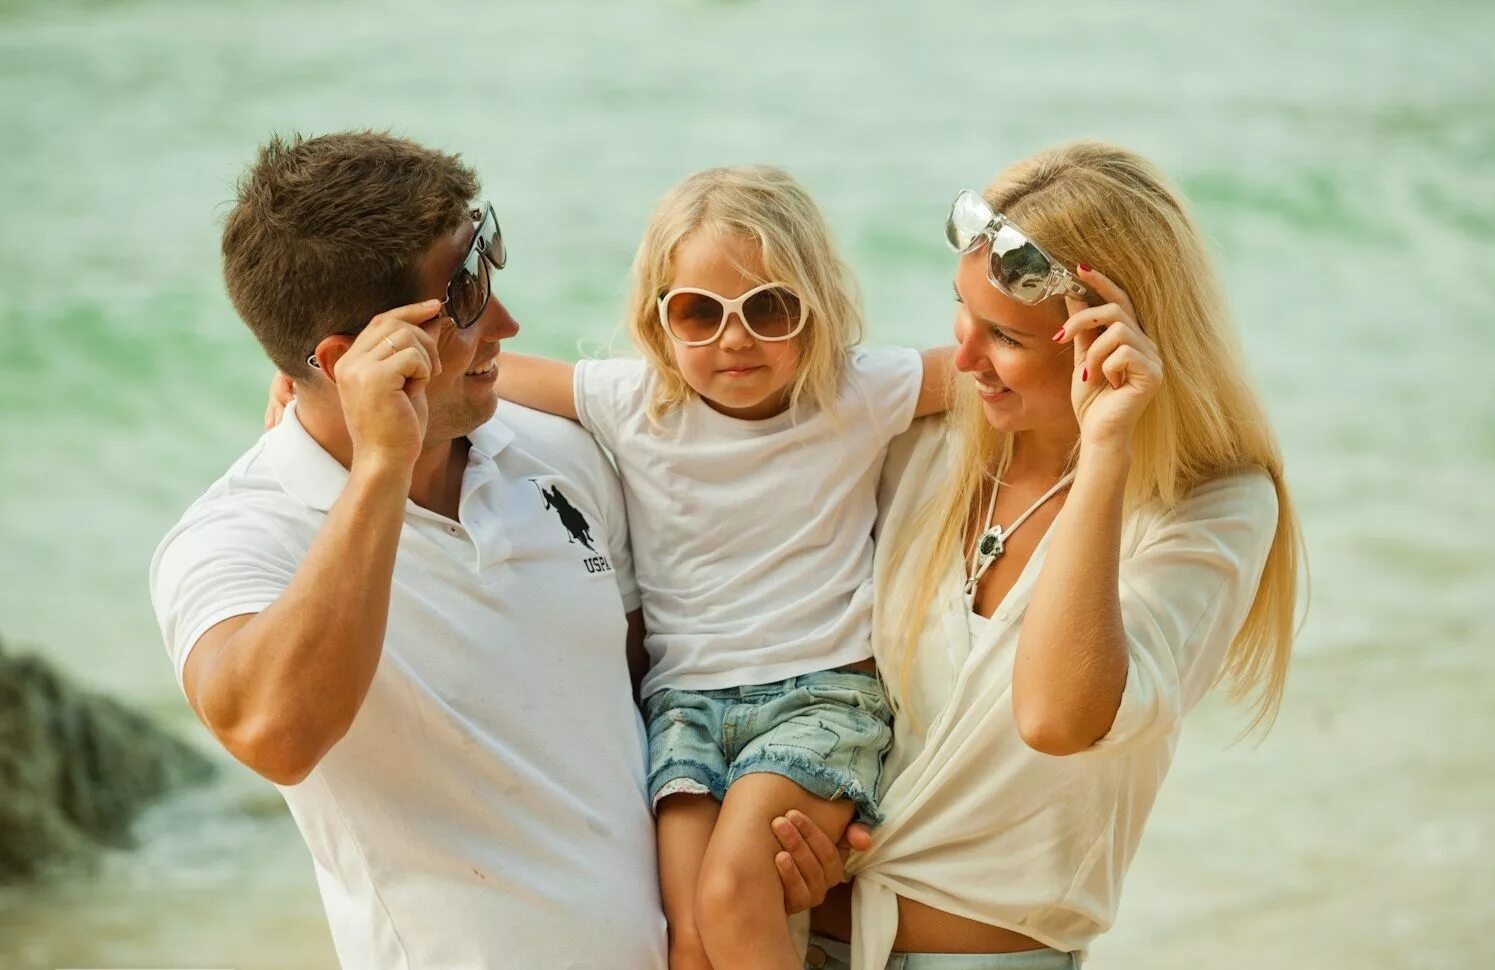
[496,166,950,969]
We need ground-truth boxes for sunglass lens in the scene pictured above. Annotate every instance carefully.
[989,224,1052,303]
[490,228,506,270]
[947,191,994,252]
[663,291,726,344]
[448,259,490,329]
[477,207,506,270]
[742,286,802,339]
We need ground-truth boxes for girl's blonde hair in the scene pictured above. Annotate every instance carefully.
[623,165,863,423]
[887,141,1305,734]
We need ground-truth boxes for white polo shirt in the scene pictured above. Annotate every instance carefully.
[149,401,666,970]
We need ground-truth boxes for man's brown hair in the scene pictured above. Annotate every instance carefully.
[222,131,479,378]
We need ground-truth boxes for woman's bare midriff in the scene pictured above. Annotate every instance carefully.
[810,883,1046,954]
[812,667,1042,952]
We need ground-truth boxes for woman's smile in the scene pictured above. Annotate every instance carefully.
[973,375,1010,401]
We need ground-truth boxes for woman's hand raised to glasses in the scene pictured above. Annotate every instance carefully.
[1054,265,1163,452]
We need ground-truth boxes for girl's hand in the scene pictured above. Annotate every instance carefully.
[1056,265,1164,451]
[265,370,295,429]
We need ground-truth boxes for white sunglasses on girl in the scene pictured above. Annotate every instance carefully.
[657,282,807,346]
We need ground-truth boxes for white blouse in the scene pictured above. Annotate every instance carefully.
[846,418,1279,967]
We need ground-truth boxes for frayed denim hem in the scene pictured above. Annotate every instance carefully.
[729,752,885,826]
[648,758,728,810]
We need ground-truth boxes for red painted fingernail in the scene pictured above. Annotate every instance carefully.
[1082,367,1089,382]
[1078,263,1091,273]
[1052,327,1066,342]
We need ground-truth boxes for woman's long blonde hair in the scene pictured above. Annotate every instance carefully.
[623,165,863,423]
[888,141,1305,734]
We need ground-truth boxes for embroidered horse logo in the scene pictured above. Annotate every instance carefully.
[530,480,595,551]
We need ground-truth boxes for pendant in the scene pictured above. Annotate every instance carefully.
[977,525,1005,560]
[966,525,1007,596]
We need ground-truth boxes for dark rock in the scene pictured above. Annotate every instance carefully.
[0,636,215,883]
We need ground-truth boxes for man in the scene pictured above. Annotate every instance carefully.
[149,131,665,968]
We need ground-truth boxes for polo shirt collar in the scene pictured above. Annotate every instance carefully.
[266,402,352,513]
[266,402,517,513]
[467,413,515,464]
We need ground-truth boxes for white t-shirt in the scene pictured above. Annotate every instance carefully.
[149,402,666,970]
[847,418,1279,967]
[573,347,925,699]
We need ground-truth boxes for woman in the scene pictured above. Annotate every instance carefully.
[770,140,1303,969]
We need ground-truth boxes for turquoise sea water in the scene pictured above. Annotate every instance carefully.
[2,1,1493,967]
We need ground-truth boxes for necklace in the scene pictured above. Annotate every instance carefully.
[964,471,1076,596]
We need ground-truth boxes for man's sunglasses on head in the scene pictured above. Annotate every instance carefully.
[306,202,506,369]
[441,202,507,329]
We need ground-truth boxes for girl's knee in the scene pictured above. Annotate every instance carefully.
[695,848,780,930]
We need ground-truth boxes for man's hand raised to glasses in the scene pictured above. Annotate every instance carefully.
[320,300,445,470]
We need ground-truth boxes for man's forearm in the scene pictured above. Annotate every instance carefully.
[196,459,412,782]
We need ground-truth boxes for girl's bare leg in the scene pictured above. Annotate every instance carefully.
[695,773,856,970]
[657,792,721,970]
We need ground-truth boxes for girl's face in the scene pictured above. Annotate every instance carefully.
[664,230,803,421]
[952,249,1077,437]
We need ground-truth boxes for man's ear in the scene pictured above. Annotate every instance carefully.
[308,334,356,381]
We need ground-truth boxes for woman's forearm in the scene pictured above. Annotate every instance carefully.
[1011,442,1132,755]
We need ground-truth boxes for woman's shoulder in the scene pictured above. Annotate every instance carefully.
[874,416,951,539]
[883,413,949,474]
[1127,465,1279,553]
[1173,467,1277,521]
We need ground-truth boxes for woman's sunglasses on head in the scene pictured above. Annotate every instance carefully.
[306,203,506,369]
[657,282,807,346]
[945,189,1089,305]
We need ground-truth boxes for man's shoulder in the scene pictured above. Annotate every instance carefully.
[493,402,615,475]
[495,399,599,445]
[155,433,311,559]
[488,403,624,515]
[196,430,300,506]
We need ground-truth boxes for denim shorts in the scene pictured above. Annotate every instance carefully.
[805,933,1080,970]
[642,668,893,824]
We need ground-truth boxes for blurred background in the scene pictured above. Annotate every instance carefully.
[2,0,1492,967]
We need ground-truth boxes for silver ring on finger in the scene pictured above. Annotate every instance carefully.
[383,335,398,354]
